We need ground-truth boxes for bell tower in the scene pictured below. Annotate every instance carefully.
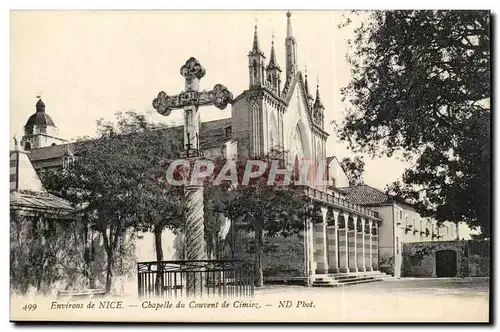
[21,97,66,150]
[248,23,266,88]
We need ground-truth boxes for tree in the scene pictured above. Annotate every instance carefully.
[340,156,365,186]
[337,10,490,236]
[43,112,184,293]
[207,150,307,287]
[136,159,185,292]
[10,209,87,294]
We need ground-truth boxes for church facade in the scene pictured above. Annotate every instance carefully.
[18,12,462,286]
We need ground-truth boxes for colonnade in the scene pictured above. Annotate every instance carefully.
[306,206,380,275]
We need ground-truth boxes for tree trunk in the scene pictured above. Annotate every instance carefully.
[254,227,264,287]
[105,247,113,294]
[154,226,164,295]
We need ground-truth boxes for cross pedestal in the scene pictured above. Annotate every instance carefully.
[153,57,233,296]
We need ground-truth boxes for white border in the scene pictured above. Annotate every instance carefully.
[2,1,497,330]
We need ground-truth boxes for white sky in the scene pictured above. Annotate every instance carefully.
[10,10,409,190]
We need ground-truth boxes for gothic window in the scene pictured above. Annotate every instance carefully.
[291,125,304,159]
[252,103,260,155]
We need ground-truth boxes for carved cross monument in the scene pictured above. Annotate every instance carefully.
[152,57,233,295]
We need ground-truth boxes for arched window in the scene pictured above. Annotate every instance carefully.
[24,142,31,150]
[252,103,260,155]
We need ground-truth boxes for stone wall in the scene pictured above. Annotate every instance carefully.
[402,240,490,278]
[231,229,306,279]
[468,240,490,277]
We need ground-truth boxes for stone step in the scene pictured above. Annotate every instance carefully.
[337,276,378,283]
[338,277,384,286]
[312,275,385,287]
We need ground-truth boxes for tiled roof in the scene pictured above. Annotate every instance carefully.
[11,192,75,211]
[28,118,233,162]
[337,184,392,206]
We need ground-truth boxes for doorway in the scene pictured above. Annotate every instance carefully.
[435,249,457,277]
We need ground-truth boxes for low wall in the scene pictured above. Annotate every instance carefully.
[402,240,490,278]
[232,230,306,278]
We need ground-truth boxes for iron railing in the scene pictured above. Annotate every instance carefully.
[137,259,254,299]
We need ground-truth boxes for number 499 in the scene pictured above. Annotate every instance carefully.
[22,304,37,311]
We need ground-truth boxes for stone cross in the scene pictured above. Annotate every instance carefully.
[152,57,233,296]
[153,57,233,157]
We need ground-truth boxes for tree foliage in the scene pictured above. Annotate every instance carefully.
[204,150,307,287]
[43,111,184,293]
[9,209,98,295]
[340,156,365,186]
[337,10,490,236]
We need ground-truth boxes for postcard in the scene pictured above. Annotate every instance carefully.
[9,9,490,323]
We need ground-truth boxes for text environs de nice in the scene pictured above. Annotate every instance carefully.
[164,158,330,187]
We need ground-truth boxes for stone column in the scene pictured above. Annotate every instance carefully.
[308,219,316,277]
[338,212,349,273]
[367,220,374,272]
[372,222,379,271]
[313,206,328,274]
[321,207,329,273]
[347,214,358,273]
[327,209,339,273]
[184,183,207,295]
[357,217,366,272]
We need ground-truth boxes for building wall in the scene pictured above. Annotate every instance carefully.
[372,202,463,277]
[229,224,306,279]
[327,157,350,189]
[402,240,490,278]
[282,85,314,159]
[134,229,180,262]
[231,96,251,151]
[373,205,395,275]
[22,133,67,150]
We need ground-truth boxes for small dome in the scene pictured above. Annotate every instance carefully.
[25,99,56,127]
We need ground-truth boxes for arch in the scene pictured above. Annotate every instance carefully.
[288,120,311,160]
[285,89,313,159]
[348,215,355,230]
[311,203,323,224]
[338,214,346,229]
[326,208,335,226]
[356,218,363,232]
[364,220,370,234]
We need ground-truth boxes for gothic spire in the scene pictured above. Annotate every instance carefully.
[304,66,312,97]
[285,11,298,80]
[251,22,261,54]
[314,78,324,109]
[267,32,280,70]
[287,11,294,39]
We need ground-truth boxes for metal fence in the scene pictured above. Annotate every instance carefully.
[137,259,254,298]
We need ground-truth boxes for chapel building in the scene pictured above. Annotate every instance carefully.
[18,12,461,284]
